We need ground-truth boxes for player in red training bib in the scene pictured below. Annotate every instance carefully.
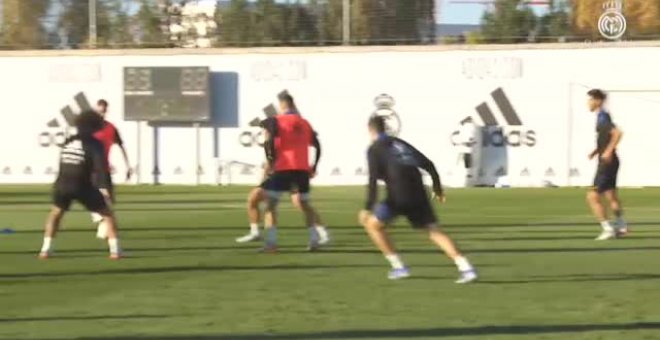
[259,93,324,252]
[235,160,330,246]
[92,99,132,239]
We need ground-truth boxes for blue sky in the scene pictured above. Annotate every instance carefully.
[438,0,549,24]
[438,0,487,24]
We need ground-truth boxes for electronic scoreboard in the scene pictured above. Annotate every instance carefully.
[123,67,210,122]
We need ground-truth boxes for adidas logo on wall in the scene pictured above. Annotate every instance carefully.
[239,89,289,148]
[454,88,537,148]
[39,92,92,148]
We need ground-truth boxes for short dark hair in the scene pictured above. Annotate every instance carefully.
[277,93,295,108]
[97,99,108,108]
[368,115,386,134]
[587,89,607,101]
[76,110,105,136]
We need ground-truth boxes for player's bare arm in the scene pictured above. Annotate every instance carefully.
[261,162,272,182]
[310,131,321,178]
[359,147,378,228]
[119,144,132,181]
[113,129,132,181]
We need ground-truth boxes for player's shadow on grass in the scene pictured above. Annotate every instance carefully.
[117,207,239,212]
[0,197,242,207]
[0,245,242,255]
[480,273,660,284]
[4,245,660,258]
[293,245,660,256]
[472,235,660,241]
[469,245,660,254]
[117,198,245,205]
[12,225,338,234]
[0,243,376,255]
[0,191,50,197]
[445,221,660,228]
[0,314,167,323]
[51,322,660,339]
[10,221,660,235]
[0,264,391,280]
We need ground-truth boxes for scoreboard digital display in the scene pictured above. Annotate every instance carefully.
[123,67,211,122]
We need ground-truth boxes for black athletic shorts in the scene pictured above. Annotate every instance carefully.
[52,183,108,212]
[262,170,310,194]
[258,176,274,189]
[373,197,438,229]
[259,176,300,194]
[593,158,619,194]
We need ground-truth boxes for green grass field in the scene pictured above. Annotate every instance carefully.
[1,185,660,340]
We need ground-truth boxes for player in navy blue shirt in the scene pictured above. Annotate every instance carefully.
[358,116,477,283]
[586,89,627,241]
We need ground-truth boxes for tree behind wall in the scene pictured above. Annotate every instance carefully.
[220,0,255,46]
[481,0,537,43]
[573,0,660,40]
[624,0,660,38]
[1,0,51,49]
[219,0,433,46]
[313,0,343,45]
[283,1,319,45]
[351,0,391,43]
[538,0,570,42]
[136,0,170,47]
[57,0,112,48]
[351,0,434,44]
[106,0,135,47]
[253,0,284,45]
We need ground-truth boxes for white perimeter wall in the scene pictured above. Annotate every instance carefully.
[1,46,659,187]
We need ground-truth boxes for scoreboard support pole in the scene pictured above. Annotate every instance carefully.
[194,123,201,185]
[136,122,142,184]
[153,125,160,185]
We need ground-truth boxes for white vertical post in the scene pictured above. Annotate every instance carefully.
[342,0,350,45]
[89,0,97,47]
[194,123,201,185]
[136,122,142,184]
[566,82,574,187]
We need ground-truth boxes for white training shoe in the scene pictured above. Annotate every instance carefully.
[595,230,617,241]
[615,220,629,237]
[455,270,478,284]
[235,233,261,243]
[317,227,330,245]
[96,223,107,240]
[616,228,629,237]
[91,212,104,224]
[388,267,411,280]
